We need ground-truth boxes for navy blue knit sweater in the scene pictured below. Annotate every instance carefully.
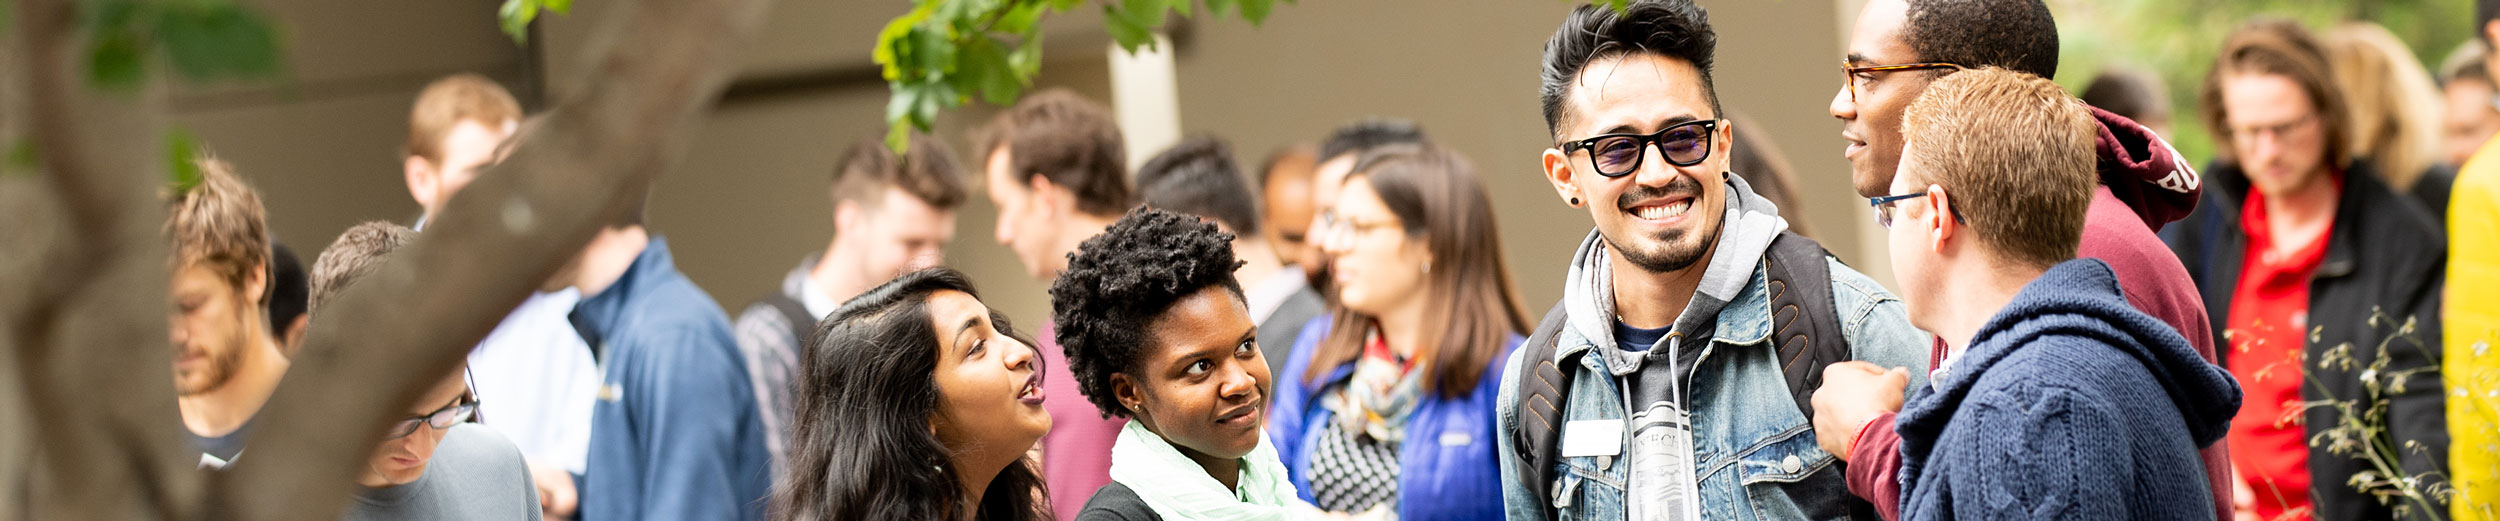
[1896,259,2241,520]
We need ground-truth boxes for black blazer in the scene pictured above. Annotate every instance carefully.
[2164,159,2451,521]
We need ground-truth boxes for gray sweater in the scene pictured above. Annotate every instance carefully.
[342,424,542,521]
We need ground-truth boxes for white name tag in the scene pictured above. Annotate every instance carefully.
[1440,432,1473,447]
[1559,419,1624,457]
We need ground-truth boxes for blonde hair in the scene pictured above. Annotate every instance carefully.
[405,73,521,164]
[2326,22,2443,190]
[166,156,272,294]
[1900,68,2099,269]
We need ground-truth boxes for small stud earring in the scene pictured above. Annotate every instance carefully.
[1568,196,1581,206]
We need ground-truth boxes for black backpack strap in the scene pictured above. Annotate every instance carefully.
[1510,301,1577,518]
[760,292,816,347]
[1762,231,1850,423]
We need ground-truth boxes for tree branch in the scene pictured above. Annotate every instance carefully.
[9,0,199,518]
[218,0,777,518]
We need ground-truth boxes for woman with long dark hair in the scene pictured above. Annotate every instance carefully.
[773,267,1052,521]
[1271,143,1530,520]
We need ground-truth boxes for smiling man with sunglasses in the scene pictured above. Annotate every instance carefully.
[1493,2,1931,520]
[309,221,542,521]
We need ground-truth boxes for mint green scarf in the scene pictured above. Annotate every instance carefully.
[1107,420,1304,521]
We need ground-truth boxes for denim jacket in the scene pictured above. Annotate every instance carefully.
[1493,176,1931,521]
[1495,257,1928,521]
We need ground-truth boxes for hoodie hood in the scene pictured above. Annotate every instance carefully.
[2090,105,2203,228]
[1560,172,1789,375]
[1915,259,2241,447]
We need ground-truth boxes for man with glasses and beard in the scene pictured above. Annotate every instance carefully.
[1493,1,1930,520]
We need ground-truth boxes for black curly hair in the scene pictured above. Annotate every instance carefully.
[1049,208,1245,419]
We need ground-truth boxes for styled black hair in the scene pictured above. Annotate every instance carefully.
[1540,0,1721,139]
[1904,0,2060,79]
[1049,208,1244,419]
[1137,136,1263,236]
[265,241,307,335]
[1317,118,1427,163]
[775,267,1047,521]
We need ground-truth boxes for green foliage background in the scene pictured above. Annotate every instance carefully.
[2050,0,2477,164]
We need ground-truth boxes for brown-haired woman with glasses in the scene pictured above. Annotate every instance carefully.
[1268,143,1530,521]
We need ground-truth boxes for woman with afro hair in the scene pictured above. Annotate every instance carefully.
[1051,208,1318,521]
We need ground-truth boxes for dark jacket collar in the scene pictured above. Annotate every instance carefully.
[2206,160,2395,281]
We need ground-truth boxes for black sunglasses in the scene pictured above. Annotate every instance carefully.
[1560,119,1722,178]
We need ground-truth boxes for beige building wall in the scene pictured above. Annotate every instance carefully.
[185,0,1874,333]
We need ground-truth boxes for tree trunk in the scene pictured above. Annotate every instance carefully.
[0,0,778,518]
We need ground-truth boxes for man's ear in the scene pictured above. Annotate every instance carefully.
[242,260,269,307]
[2485,20,2500,55]
[1542,147,1582,208]
[282,315,309,351]
[404,155,437,212]
[1717,119,1737,167]
[1926,184,1957,253]
[1027,173,1066,219]
[832,199,864,237]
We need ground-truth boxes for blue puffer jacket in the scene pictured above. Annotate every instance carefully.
[1269,316,1517,521]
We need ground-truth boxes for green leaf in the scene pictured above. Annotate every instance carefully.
[886,82,923,127]
[918,80,955,117]
[542,0,573,14]
[166,129,202,194]
[993,2,1045,34]
[959,37,1022,105]
[908,25,956,75]
[1205,0,1236,18]
[87,29,149,90]
[887,121,914,153]
[1009,33,1044,78]
[873,6,934,81]
[499,0,539,42]
[157,3,282,82]
[1170,0,1194,18]
[1102,3,1157,53]
[1240,0,1274,24]
[936,0,1001,28]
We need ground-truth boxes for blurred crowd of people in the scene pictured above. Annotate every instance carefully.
[157,0,2500,520]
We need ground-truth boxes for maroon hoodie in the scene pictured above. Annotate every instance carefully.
[1844,107,2231,521]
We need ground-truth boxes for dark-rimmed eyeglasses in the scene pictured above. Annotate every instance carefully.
[1868,190,1965,228]
[1842,60,1965,104]
[1559,119,1722,178]
[383,395,479,439]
